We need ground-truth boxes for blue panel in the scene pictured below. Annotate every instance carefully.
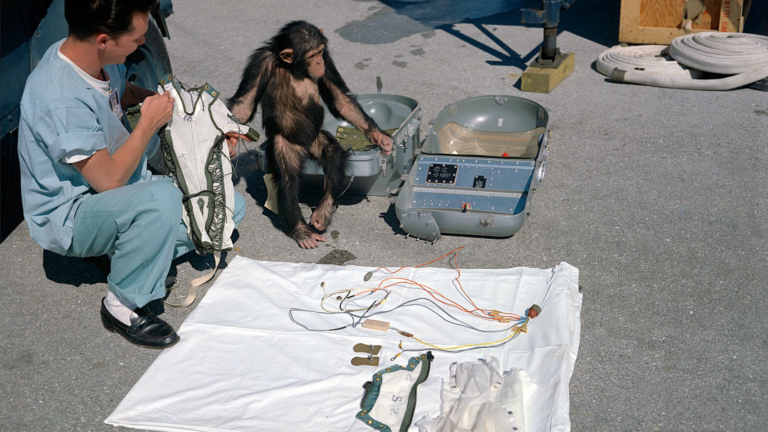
[406,155,533,215]
[411,155,534,191]
[410,190,527,215]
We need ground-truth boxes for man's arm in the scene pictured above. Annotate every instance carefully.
[73,92,174,192]
[121,81,156,109]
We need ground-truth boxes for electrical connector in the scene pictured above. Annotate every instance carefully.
[489,309,510,323]
[527,304,541,319]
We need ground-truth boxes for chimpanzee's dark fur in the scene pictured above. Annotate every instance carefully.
[228,21,389,248]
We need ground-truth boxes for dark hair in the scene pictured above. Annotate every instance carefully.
[65,0,158,40]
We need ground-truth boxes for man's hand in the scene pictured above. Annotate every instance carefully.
[225,132,253,158]
[137,92,174,133]
[370,130,393,156]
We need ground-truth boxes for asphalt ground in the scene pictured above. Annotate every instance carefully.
[2,1,767,430]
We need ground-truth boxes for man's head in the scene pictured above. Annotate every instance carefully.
[65,0,157,63]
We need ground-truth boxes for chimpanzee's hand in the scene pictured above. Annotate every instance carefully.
[225,132,253,158]
[370,130,393,156]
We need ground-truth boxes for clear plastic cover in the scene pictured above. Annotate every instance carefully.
[438,122,545,158]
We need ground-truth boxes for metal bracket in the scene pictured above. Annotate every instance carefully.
[406,118,421,137]
[534,160,547,187]
[494,95,508,105]
[532,129,551,190]
[354,343,382,355]
[520,0,575,25]
[534,48,570,68]
[520,0,576,67]
[399,210,441,242]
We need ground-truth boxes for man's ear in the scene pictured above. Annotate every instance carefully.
[279,48,294,64]
[95,33,109,49]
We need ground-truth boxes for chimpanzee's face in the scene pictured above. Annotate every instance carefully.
[306,45,325,78]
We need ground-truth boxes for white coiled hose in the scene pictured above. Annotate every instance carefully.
[670,32,768,74]
[598,32,768,90]
[596,44,700,78]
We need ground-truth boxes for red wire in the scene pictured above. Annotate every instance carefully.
[360,247,521,321]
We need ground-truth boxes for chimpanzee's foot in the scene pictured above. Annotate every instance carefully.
[310,200,336,232]
[293,224,327,249]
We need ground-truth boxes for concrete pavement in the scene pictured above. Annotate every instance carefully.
[1,0,767,430]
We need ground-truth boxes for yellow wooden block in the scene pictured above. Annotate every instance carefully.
[521,52,575,94]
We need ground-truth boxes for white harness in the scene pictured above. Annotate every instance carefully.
[156,75,256,306]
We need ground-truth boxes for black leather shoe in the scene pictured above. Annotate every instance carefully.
[100,299,180,349]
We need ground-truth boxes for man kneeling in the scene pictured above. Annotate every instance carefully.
[17,0,246,348]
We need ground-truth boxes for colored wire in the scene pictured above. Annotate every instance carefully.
[289,248,530,350]
[290,296,525,334]
[361,298,523,333]
[412,318,528,350]
[395,318,530,355]
[356,247,522,321]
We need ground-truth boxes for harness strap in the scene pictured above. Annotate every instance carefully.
[163,251,222,308]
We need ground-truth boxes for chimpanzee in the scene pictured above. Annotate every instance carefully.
[228,21,393,249]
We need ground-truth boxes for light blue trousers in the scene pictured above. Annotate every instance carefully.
[67,178,246,308]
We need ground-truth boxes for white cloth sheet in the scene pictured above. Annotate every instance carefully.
[106,256,581,432]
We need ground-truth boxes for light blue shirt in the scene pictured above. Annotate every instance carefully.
[18,40,152,256]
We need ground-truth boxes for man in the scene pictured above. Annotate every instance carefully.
[17,0,246,349]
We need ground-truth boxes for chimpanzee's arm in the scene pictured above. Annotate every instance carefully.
[318,56,379,134]
[319,54,393,155]
[228,48,276,123]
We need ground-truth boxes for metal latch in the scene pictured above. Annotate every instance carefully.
[380,155,387,177]
[479,216,495,228]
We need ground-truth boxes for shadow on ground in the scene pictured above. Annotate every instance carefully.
[339,0,621,62]
[233,148,369,237]
[42,251,108,286]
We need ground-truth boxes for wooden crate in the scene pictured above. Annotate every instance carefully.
[619,0,752,45]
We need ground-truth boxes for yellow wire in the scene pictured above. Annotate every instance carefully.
[409,318,529,351]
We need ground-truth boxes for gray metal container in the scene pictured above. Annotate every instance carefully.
[254,93,421,196]
[395,95,550,241]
